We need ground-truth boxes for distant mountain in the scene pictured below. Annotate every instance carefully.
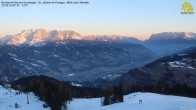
[148,32,196,42]
[2,29,82,45]
[0,29,141,45]
[0,35,13,44]
[144,32,196,57]
[84,35,141,44]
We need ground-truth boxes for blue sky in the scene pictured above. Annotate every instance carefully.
[0,0,196,40]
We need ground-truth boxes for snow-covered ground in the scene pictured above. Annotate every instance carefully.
[68,92,196,110]
[1,85,196,110]
[0,86,50,110]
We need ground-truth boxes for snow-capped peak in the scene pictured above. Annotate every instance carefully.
[148,32,196,41]
[4,29,82,45]
[0,29,141,45]
[0,35,13,44]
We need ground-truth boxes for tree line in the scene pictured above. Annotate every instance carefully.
[126,81,196,98]
[102,85,124,106]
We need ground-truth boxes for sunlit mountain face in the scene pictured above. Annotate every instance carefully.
[0,29,141,45]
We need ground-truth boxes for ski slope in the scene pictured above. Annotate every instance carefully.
[0,86,50,110]
[68,92,196,110]
[1,85,196,110]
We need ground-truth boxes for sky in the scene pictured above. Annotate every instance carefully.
[0,0,196,40]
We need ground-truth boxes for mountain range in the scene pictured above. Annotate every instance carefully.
[148,32,196,42]
[1,30,196,58]
[144,32,196,57]
[1,29,196,110]
[0,29,196,88]
[0,29,141,45]
[0,29,196,45]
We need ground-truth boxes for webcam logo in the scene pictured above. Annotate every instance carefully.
[181,2,194,14]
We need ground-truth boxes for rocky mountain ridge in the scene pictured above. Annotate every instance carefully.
[0,29,141,45]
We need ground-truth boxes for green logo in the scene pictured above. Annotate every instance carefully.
[181,2,194,14]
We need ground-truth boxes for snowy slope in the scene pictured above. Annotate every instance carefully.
[68,92,196,110]
[1,85,196,110]
[0,86,50,110]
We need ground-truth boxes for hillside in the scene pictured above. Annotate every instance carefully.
[115,47,196,93]
[0,40,154,87]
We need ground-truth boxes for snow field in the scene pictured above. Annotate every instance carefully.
[68,92,196,110]
[0,86,50,110]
